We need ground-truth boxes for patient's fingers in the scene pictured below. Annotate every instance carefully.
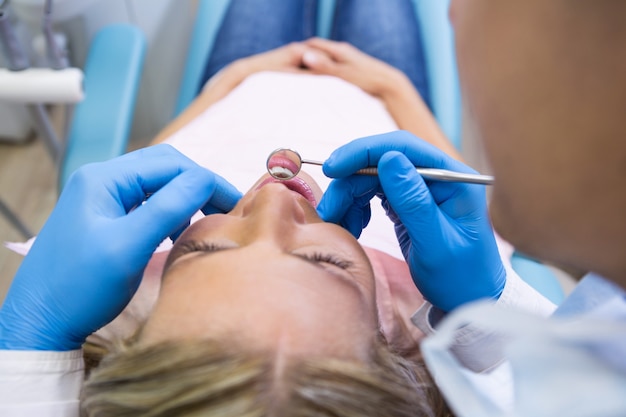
[302,49,337,74]
[124,166,218,249]
[305,37,355,61]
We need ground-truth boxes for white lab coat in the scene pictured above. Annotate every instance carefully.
[0,350,83,416]
[421,273,626,417]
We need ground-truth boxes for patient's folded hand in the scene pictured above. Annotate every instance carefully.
[229,43,314,80]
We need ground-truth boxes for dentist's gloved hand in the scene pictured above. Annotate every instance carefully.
[0,144,242,350]
[318,131,505,312]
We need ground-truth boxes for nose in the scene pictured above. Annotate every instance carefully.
[239,183,308,244]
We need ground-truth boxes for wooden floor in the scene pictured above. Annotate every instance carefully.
[0,133,57,304]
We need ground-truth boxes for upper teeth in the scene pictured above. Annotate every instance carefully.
[270,166,294,179]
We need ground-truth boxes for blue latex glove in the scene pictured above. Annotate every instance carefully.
[0,144,242,350]
[318,131,505,312]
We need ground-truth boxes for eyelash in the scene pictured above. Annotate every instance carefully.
[178,242,353,270]
[177,241,222,255]
[302,252,353,270]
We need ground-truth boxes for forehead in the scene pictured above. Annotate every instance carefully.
[145,248,377,359]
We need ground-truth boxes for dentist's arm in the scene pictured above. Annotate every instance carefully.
[0,144,242,351]
[319,132,557,373]
[317,131,505,312]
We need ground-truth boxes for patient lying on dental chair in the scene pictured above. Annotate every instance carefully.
[84,46,450,417]
[79,1,553,416]
[80,3,452,416]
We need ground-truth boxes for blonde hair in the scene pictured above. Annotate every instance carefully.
[81,336,450,417]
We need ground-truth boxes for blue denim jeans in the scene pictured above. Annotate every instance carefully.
[199,0,318,89]
[200,0,430,108]
[331,0,430,107]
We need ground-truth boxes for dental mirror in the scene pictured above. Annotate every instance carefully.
[266,148,321,180]
[266,148,494,185]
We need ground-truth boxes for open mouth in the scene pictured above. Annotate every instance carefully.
[267,154,300,179]
[256,176,317,207]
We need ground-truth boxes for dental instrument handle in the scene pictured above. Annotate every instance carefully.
[357,166,495,185]
[300,160,494,185]
[301,159,324,166]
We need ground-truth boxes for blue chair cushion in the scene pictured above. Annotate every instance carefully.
[60,24,146,189]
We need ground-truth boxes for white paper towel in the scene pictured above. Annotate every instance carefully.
[0,67,84,103]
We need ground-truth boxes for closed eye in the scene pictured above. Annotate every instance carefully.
[176,241,230,256]
[297,252,354,270]
[175,241,353,270]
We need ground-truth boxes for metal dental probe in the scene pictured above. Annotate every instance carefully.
[300,158,495,185]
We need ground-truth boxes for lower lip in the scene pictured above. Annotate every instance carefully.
[256,177,317,207]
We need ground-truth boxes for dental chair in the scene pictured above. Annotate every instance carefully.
[62,0,565,304]
[59,24,146,188]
